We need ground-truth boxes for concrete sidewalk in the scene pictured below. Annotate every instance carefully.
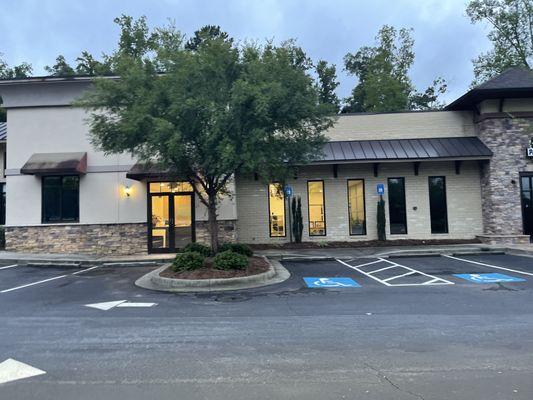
[0,250,175,267]
[0,242,531,266]
[254,243,520,259]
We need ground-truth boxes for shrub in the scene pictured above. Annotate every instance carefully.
[377,198,386,241]
[181,242,211,257]
[213,250,249,270]
[219,243,253,257]
[172,251,205,271]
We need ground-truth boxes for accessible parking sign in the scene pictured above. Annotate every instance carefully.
[304,277,360,288]
[454,273,526,283]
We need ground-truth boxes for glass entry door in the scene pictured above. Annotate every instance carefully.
[521,176,533,237]
[148,182,194,253]
[173,194,193,249]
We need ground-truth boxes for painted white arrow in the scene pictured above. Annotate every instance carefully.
[85,300,157,310]
[0,358,46,385]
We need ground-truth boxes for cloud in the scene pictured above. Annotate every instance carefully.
[0,0,490,104]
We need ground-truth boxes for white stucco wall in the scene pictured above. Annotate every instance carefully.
[4,106,237,226]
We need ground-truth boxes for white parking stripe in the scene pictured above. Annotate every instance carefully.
[444,255,533,277]
[0,265,102,294]
[383,270,416,282]
[337,257,454,287]
[347,259,383,269]
[0,275,67,293]
[378,258,454,284]
[336,259,393,286]
[0,264,18,270]
[367,265,398,274]
[72,265,101,275]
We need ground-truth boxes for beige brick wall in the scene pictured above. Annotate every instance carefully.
[326,111,475,141]
[235,161,483,243]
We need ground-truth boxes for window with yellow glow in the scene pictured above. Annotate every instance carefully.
[149,182,194,193]
[347,180,366,235]
[307,181,326,236]
[268,183,285,237]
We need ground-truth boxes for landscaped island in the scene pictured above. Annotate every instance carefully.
[161,243,269,280]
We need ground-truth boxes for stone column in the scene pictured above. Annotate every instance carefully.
[476,116,533,245]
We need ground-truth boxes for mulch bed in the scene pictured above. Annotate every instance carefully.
[160,256,270,280]
[248,239,481,250]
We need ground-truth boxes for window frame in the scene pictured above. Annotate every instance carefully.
[0,183,5,225]
[267,182,287,238]
[387,177,408,235]
[428,176,449,234]
[346,179,367,236]
[41,175,80,224]
[307,179,327,237]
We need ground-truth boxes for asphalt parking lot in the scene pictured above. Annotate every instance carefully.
[1,253,533,399]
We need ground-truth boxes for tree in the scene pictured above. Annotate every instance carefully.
[0,54,32,121]
[315,60,340,113]
[342,25,447,113]
[377,197,386,241]
[45,55,76,76]
[466,0,533,85]
[291,196,303,243]
[75,51,113,75]
[77,17,334,252]
[185,25,231,51]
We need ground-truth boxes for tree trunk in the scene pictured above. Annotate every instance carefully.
[207,193,219,254]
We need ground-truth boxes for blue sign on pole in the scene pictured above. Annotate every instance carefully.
[454,273,526,283]
[303,277,360,288]
[376,183,385,196]
[284,185,293,197]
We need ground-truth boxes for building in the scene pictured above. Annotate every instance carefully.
[0,68,531,255]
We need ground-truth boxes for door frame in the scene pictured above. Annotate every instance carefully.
[147,182,195,254]
[519,173,533,237]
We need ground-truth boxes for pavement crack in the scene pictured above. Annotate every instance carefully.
[361,361,425,400]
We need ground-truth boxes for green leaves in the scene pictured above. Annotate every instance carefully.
[342,25,447,113]
[79,20,332,206]
[466,0,532,86]
[0,54,33,122]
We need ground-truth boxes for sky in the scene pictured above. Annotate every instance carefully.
[0,0,493,104]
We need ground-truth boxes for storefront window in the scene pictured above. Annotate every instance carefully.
[308,180,326,236]
[0,183,5,225]
[149,182,193,193]
[42,175,79,223]
[521,176,533,236]
[429,176,448,234]
[268,183,285,237]
[347,180,366,235]
[388,177,407,234]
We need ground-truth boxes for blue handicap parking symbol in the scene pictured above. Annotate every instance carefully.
[454,273,526,284]
[304,277,360,288]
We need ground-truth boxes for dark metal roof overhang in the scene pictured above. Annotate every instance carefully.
[20,152,87,175]
[314,137,492,164]
[0,122,6,141]
[445,67,533,111]
[445,87,533,111]
[126,162,185,181]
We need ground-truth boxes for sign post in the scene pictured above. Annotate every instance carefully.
[284,185,293,243]
[527,138,533,158]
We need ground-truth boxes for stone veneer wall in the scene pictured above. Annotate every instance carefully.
[5,220,238,255]
[195,220,238,245]
[476,116,533,244]
[5,223,148,255]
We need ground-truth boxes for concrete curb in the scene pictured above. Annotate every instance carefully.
[135,256,291,293]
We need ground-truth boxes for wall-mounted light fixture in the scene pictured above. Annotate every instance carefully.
[124,185,132,197]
